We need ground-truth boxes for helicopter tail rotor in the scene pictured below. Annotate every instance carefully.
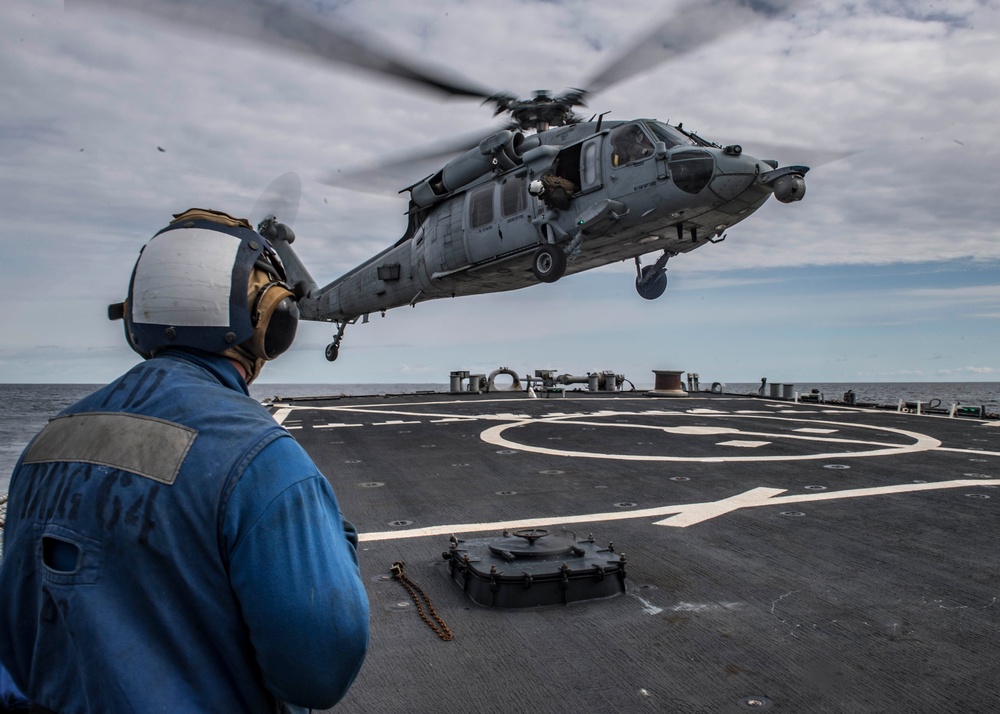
[250,173,319,299]
[251,171,301,230]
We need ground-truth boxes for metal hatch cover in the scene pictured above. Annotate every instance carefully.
[443,528,627,608]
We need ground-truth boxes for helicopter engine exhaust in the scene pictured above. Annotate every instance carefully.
[411,130,525,207]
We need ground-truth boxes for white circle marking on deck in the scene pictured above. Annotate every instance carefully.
[479,414,940,463]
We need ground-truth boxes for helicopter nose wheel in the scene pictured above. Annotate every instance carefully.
[532,244,567,283]
[635,265,668,300]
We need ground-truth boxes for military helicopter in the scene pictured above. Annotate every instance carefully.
[80,0,811,362]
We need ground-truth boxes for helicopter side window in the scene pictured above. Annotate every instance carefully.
[609,124,654,168]
[583,141,598,185]
[501,174,527,216]
[468,184,495,229]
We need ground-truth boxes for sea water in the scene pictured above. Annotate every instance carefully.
[1,381,997,496]
[725,381,999,410]
[0,383,445,495]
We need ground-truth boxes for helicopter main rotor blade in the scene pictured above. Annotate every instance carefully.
[739,142,858,169]
[584,0,800,95]
[68,0,497,100]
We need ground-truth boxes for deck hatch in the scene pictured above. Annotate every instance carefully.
[443,528,626,608]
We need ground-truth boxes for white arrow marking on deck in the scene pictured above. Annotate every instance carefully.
[357,478,1000,541]
[652,487,786,527]
[936,446,1000,456]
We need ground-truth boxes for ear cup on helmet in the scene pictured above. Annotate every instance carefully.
[115,299,153,359]
[247,283,299,360]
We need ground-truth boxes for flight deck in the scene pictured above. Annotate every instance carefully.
[268,390,999,714]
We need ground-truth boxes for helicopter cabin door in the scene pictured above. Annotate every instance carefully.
[464,172,534,265]
[606,122,658,200]
[432,197,466,273]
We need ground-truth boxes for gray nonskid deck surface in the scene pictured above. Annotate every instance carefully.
[269,392,1000,714]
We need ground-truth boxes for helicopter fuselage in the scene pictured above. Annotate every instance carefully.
[279,119,807,341]
[82,0,814,365]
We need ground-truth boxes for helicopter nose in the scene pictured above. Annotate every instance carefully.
[708,150,766,203]
[666,148,764,202]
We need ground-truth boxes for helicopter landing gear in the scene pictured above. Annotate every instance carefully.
[634,251,673,300]
[325,321,349,362]
[532,244,567,283]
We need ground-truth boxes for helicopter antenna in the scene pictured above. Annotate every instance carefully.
[595,111,612,133]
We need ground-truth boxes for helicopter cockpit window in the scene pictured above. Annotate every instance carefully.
[468,184,495,229]
[501,174,527,217]
[647,122,694,149]
[609,124,655,167]
[667,149,714,194]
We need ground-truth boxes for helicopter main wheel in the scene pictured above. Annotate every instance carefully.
[325,343,340,362]
[635,266,667,300]
[532,245,567,283]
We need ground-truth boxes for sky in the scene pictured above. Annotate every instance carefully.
[1,0,999,387]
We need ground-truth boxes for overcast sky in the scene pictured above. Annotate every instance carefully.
[2,0,998,386]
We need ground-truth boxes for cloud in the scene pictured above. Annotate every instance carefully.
[934,366,998,376]
[3,0,1000,383]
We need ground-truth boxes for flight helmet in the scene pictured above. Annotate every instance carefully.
[109,208,299,373]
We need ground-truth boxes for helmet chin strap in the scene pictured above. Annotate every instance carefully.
[222,343,266,385]
[226,356,248,381]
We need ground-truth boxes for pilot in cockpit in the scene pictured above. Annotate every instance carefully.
[611,125,655,166]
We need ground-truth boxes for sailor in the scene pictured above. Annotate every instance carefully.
[0,209,369,713]
[0,664,28,711]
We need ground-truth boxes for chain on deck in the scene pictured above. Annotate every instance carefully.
[390,561,454,641]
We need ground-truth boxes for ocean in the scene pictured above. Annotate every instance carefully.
[0,383,445,497]
[1,380,998,497]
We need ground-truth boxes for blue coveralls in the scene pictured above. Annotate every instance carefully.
[0,349,370,712]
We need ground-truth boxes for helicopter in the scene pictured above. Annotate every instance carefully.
[79,0,811,362]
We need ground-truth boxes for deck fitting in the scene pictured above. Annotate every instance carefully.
[444,528,627,608]
[739,696,773,709]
